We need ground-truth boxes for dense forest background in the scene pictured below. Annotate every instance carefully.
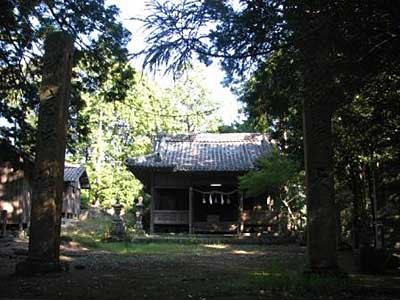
[71,67,222,208]
[1,0,399,251]
[0,0,222,209]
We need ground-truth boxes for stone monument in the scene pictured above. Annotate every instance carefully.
[16,32,74,275]
[135,196,145,234]
[108,199,126,241]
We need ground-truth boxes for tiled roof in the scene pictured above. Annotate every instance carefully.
[64,166,89,187]
[126,133,271,172]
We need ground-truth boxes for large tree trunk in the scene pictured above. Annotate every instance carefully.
[350,166,361,249]
[303,103,339,272]
[16,32,74,275]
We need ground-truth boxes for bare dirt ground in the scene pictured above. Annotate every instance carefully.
[0,236,399,300]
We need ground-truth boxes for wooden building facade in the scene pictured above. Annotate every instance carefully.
[62,165,90,218]
[0,140,33,226]
[127,133,280,234]
[0,140,90,225]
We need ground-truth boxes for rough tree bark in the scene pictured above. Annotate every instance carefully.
[295,3,343,273]
[16,31,74,275]
[303,103,339,273]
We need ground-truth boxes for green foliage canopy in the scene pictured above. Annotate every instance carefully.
[0,0,132,154]
[139,0,399,250]
[239,150,298,198]
[70,67,223,208]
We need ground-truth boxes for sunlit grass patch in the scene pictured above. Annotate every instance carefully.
[63,235,229,256]
[68,232,101,248]
[62,215,271,256]
[232,249,260,255]
[62,213,113,246]
[96,242,210,255]
[203,244,230,249]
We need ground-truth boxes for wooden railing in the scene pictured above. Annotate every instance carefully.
[152,209,278,228]
[193,222,238,233]
[153,210,189,225]
[240,210,280,225]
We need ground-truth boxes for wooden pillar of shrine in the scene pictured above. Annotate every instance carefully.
[189,187,193,234]
[150,178,155,234]
[238,192,244,235]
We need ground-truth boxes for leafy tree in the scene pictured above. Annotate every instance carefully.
[333,73,400,248]
[0,0,132,154]
[69,72,169,208]
[239,150,297,198]
[237,50,304,163]
[239,150,305,234]
[218,119,255,133]
[69,67,222,208]
[139,0,399,272]
[239,32,400,251]
[166,66,221,133]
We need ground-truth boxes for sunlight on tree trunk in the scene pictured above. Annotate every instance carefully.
[16,32,74,275]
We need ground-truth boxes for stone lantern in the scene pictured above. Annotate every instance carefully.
[135,196,145,234]
[109,199,126,241]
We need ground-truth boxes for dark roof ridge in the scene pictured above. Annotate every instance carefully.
[160,132,268,142]
[126,132,271,173]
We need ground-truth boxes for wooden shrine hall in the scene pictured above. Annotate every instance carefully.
[126,133,274,234]
[0,139,90,226]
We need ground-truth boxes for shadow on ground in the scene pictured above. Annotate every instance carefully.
[0,235,399,300]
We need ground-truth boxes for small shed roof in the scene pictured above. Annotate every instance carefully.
[126,133,271,173]
[1,139,90,188]
[64,165,90,188]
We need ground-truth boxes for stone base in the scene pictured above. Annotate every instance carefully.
[105,235,126,242]
[134,229,146,236]
[105,219,126,242]
[112,220,125,234]
[15,259,65,276]
[303,266,348,278]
